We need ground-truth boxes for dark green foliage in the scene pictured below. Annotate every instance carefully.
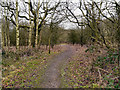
[51,26,62,46]
[2,49,6,56]
[85,45,95,53]
[41,26,49,46]
[115,28,120,43]
[103,73,119,88]
[41,25,62,47]
[68,29,90,45]
[93,49,119,88]
[68,30,78,44]
[19,28,29,46]
[94,50,119,68]
[10,28,16,46]
[9,26,29,46]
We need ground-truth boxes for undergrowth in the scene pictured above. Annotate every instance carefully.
[61,45,120,88]
[2,46,61,88]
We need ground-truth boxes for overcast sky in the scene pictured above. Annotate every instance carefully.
[0,0,120,29]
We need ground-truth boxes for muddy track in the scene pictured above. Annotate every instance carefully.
[40,45,75,88]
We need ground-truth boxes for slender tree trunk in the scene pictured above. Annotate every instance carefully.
[1,18,4,49]
[117,4,120,83]
[35,18,39,48]
[118,18,120,87]
[6,0,10,51]
[0,23,1,50]
[91,1,96,43]
[38,30,42,48]
[28,0,32,48]
[118,44,120,66]
[28,24,32,47]
[7,21,10,51]
[35,0,40,48]
[118,11,120,67]
[5,16,8,47]
[49,22,53,54]
[16,1,19,50]
[49,35,51,54]
[4,7,8,48]
[46,45,48,50]
[81,19,84,46]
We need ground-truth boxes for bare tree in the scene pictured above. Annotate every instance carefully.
[0,0,61,49]
[64,0,115,48]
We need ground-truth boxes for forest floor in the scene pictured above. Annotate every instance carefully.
[2,44,75,88]
[2,44,120,88]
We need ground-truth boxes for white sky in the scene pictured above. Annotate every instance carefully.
[1,0,120,29]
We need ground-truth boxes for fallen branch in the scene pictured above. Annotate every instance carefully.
[98,68,102,85]
[111,76,119,80]
[94,67,110,74]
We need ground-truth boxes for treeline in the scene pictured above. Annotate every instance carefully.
[68,27,90,45]
[0,0,120,60]
[6,23,63,47]
[1,19,67,54]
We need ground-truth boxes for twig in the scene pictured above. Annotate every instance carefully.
[111,76,119,80]
[94,67,110,74]
[98,68,102,85]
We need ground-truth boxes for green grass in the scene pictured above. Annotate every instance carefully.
[2,50,60,88]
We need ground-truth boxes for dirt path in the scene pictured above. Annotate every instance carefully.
[40,45,75,88]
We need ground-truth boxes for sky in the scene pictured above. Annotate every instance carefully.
[0,0,120,29]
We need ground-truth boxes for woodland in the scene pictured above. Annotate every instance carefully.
[0,0,120,88]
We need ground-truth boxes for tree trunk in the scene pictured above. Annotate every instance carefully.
[38,30,42,49]
[1,18,4,49]
[35,0,40,48]
[0,20,2,49]
[118,16,120,67]
[5,16,8,47]
[49,34,52,54]
[7,21,10,51]
[49,37,51,54]
[35,19,39,48]
[117,4,120,82]
[16,0,19,50]
[118,44,120,66]
[4,7,8,48]
[15,0,19,60]
[49,22,53,54]
[118,6,120,67]
[28,0,32,48]
[6,0,10,51]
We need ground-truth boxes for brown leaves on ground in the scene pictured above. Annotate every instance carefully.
[61,44,119,88]
[2,45,63,88]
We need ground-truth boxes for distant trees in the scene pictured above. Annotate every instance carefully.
[68,28,90,45]
[1,0,120,58]
[68,30,77,45]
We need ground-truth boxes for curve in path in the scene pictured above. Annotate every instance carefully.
[40,45,74,88]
